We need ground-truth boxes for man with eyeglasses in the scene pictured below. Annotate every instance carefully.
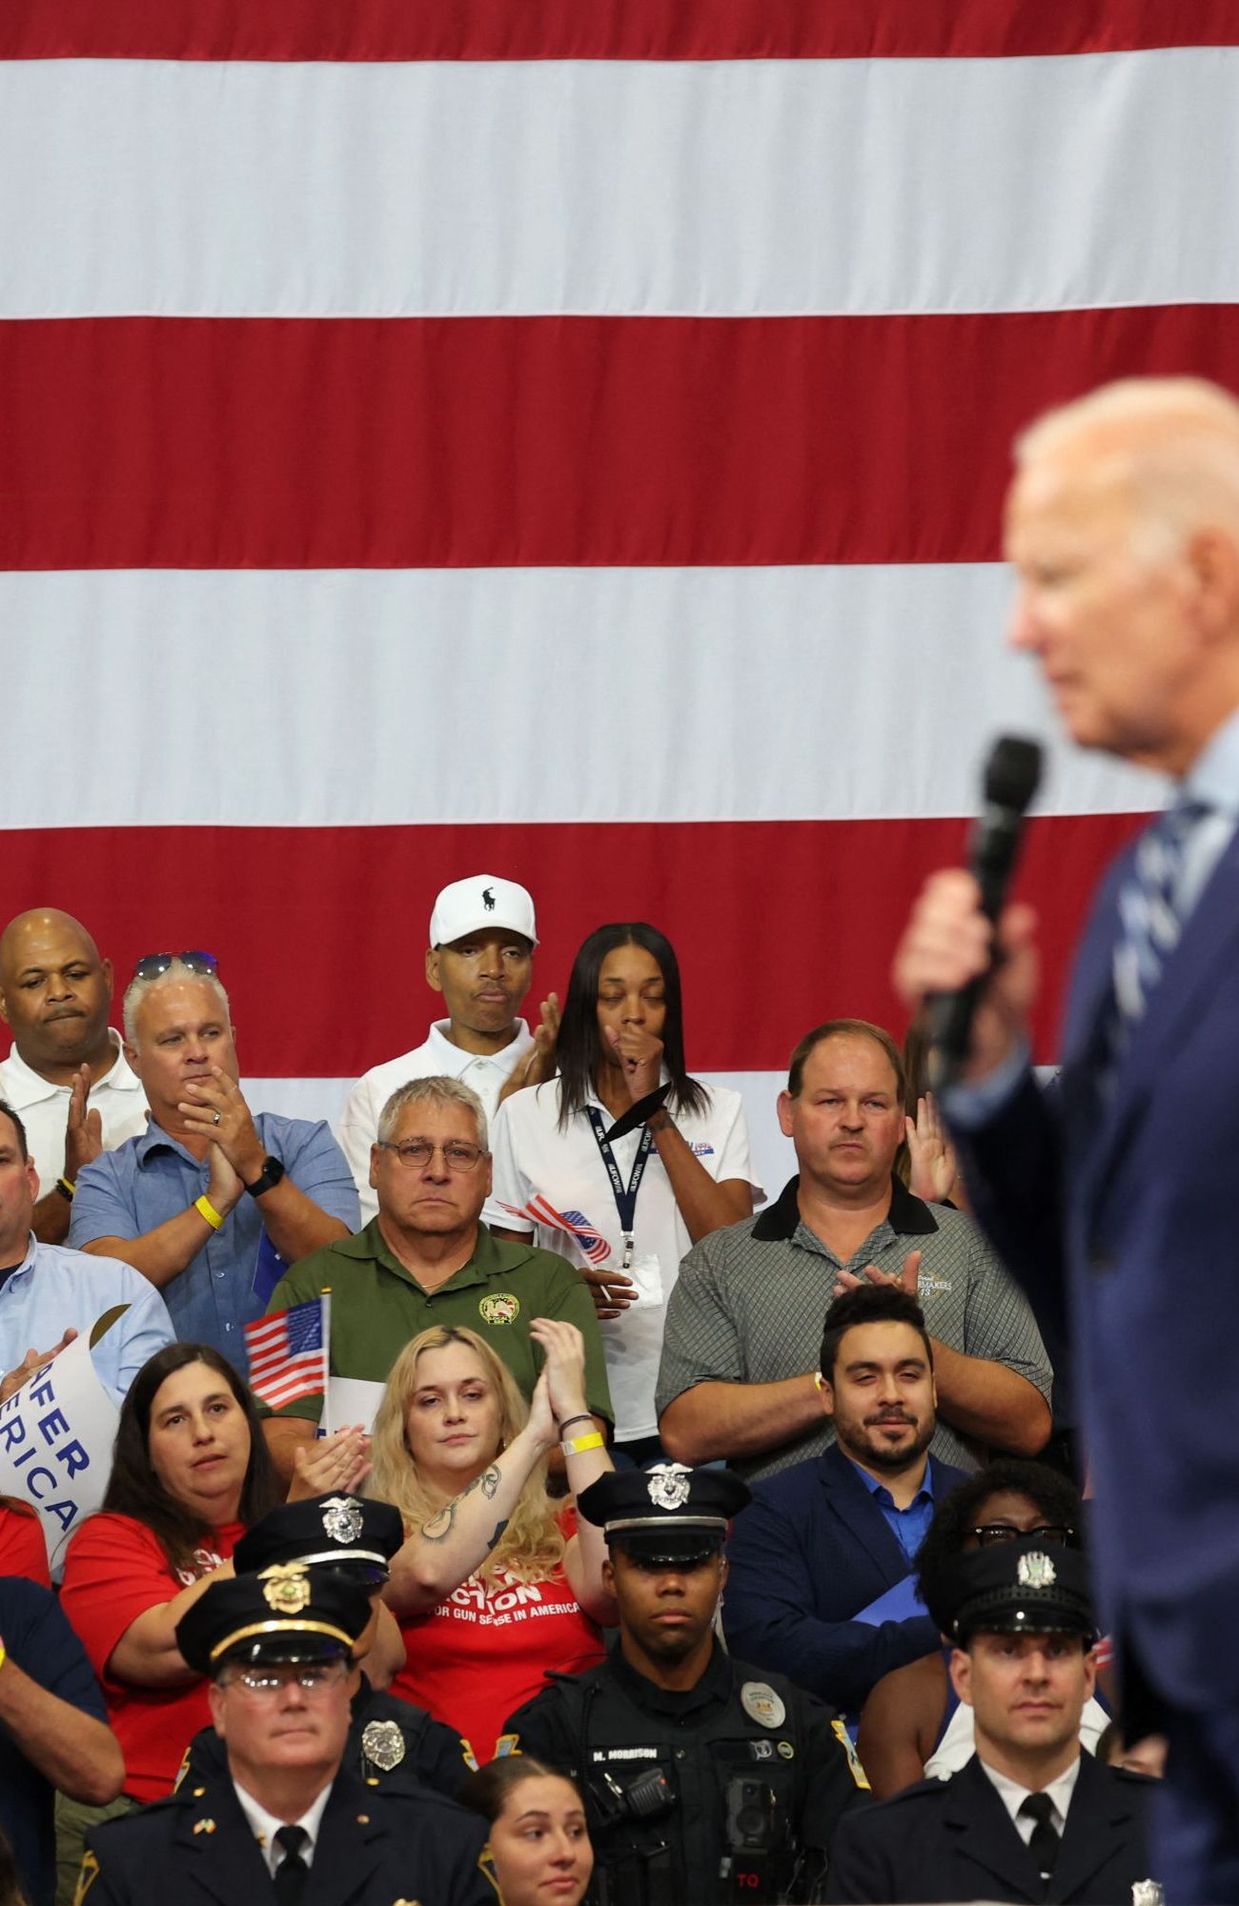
[0,908,148,1246]
[826,1536,1156,1904]
[260,1076,611,1484]
[69,954,359,1367]
[78,1566,493,1906]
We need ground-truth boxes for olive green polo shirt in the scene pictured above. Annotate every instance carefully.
[264,1219,613,1426]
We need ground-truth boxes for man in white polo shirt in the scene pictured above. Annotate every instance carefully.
[338,876,558,1222]
[0,908,147,1245]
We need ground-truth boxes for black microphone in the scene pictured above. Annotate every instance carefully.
[928,735,1043,1090]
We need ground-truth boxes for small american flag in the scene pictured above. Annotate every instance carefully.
[243,1295,330,1410]
[501,1197,612,1266]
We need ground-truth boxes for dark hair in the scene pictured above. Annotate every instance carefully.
[100,1343,281,1572]
[913,1459,1083,1605]
[819,1284,933,1384]
[0,1101,28,1162]
[555,923,706,1126]
[787,1019,905,1103]
[459,1756,581,1824]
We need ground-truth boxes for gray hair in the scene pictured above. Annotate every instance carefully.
[377,1075,489,1151]
[123,959,233,1048]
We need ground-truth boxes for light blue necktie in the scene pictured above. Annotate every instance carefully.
[1111,798,1209,1046]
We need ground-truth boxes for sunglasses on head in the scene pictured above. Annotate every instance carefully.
[132,950,219,981]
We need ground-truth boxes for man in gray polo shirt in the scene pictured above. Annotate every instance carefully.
[656,1019,1051,1483]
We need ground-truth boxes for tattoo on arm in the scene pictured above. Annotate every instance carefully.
[486,1518,510,1553]
[419,1464,503,1542]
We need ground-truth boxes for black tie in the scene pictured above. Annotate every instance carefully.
[1020,1792,1060,1884]
[273,1824,310,1905]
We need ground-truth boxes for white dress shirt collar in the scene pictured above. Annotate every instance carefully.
[232,1775,333,1876]
[980,1752,1083,1842]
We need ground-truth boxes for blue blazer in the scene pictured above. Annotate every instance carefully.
[962,823,1239,1712]
[723,1442,968,1713]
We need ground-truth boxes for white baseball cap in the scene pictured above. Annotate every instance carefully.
[429,876,538,949]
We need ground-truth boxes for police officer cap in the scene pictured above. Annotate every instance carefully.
[577,1463,751,1564]
[176,1563,372,1677]
[234,1493,403,1588]
[926,1533,1098,1646]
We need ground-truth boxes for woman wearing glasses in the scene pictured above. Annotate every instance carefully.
[856,1459,1104,1797]
[58,1343,369,1871]
[371,1317,615,1764]
[487,922,759,1464]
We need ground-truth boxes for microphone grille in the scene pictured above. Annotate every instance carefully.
[983,735,1043,814]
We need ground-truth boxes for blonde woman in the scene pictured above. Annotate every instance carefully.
[372,1317,615,1761]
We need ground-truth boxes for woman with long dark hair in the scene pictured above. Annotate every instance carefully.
[60,1343,365,1812]
[487,922,758,1461]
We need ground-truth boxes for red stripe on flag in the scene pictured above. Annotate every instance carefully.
[0,814,1145,1073]
[3,1,1235,63]
[5,312,1239,573]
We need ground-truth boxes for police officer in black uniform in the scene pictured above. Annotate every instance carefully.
[75,1567,492,1906]
[503,1464,869,1906]
[178,1494,472,1799]
[825,1536,1157,1904]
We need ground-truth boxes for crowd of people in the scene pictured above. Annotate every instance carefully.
[0,868,1158,1906]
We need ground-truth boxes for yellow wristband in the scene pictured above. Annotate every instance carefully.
[0,1637,6,1672]
[57,1174,77,1200]
[194,1194,224,1231]
[561,1431,606,1456]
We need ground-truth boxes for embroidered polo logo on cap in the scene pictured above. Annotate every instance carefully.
[260,1562,313,1614]
[482,887,496,910]
[479,1293,520,1326]
[1017,1550,1057,1589]
[646,1463,692,1511]
[321,1496,364,1545]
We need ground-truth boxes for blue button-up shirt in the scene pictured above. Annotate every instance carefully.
[68,1113,359,1362]
[0,1235,175,1408]
[848,1454,938,1563]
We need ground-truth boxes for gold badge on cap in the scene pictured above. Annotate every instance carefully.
[1017,1551,1057,1589]
[646,1463,692,1512]
[362,1719,407,1771]
[260,1561,313,1614]
[740,1680,786,1729]
[322,1496,365,1545]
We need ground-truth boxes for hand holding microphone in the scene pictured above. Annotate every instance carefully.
[892,736,1043,1090]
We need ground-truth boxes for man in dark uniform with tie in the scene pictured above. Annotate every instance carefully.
[177,1494,473,1800]
[74,1567,492,1906]
[826,1533,1157,1903]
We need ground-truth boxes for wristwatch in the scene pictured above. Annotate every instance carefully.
[243,1155,286,1199]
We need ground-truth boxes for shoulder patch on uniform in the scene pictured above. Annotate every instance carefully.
[492,1733,520,1759]
[832,1717,870,1790]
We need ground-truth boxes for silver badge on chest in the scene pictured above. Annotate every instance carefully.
[361,1719,406,1771]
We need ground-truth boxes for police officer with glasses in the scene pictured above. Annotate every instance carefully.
[75,1566,491,1906]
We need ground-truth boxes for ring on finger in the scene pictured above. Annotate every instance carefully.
[212,1109,222,1125]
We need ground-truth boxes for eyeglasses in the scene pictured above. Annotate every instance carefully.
[226,1660,349,1698]
[966,1524,1077,1549]
[132,950,219,981]
[376,1138,486,1173]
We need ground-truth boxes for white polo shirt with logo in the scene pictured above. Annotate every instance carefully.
[485,1078,761,1443]
[338,1017,534,1223]
[0,1029,148,1183]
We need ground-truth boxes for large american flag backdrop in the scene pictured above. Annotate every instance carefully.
[2,6,1231,1184]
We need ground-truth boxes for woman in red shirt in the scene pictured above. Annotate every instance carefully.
[0,1497,50,1587]
[59,1342,367,1812]
[372,1317,615,1763]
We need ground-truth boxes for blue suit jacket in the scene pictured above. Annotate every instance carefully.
[723,1442,968,1713]
[961,823,1239,1712]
